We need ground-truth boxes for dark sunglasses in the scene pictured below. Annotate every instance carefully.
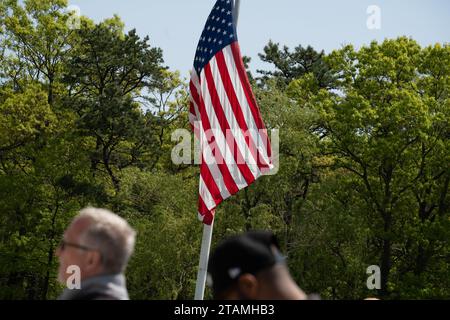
[59,239,94,251]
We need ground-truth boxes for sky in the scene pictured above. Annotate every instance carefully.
[67,0,450,78]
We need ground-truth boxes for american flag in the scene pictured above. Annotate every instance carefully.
[189,0,273,225]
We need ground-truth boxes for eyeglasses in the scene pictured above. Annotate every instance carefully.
[58,239,94,252]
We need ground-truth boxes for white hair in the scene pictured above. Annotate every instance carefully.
[75,207,136,274]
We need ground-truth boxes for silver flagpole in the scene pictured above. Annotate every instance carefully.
[193,0,242,301]
[194,221,214,300]
[234,0,241,28]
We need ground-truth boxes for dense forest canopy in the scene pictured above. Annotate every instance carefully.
[0,0,448,299]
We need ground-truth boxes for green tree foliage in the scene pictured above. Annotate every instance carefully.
[258,40,335,89]
[314,38,450,298]
[63,18,165,193]
[0,0,169,299]
[0,0,448,300]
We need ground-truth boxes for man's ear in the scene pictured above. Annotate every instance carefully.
[86,250,102,270]
[237,274,259,299]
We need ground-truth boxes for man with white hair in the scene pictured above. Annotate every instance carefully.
[56,207,136,300]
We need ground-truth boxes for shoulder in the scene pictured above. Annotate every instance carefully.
[75,290,124,300]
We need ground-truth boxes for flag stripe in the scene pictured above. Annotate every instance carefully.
[203,63,256,185]
[200,67,250,189]
[214,49,271,171]
[192,73,236,195]
[199,175,216,210]
[200,161,223,206]
[189,72,202,121]
[230,42,272,158]
[208,56,261,179]
[193,76,243,195]
[190,0,272,224]
[199,130,232,200]
[198,196,214,225]
[221,45,272,169]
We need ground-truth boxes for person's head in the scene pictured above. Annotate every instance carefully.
[207,231,307,300]
[56,207,136,284]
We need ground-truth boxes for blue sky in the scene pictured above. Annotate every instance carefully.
[67,0,450,78]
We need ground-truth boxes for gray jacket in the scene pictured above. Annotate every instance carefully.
[58,274,130,300]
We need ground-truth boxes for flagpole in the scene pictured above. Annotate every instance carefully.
[193,0,241,301]
[194,221,214,300]
[234,0,241,28]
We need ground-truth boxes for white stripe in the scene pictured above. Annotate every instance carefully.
[190,70,201,95]
[189,111,196,122]
[199,175,216,210]
[189,111,197,127]
[189,112,201,141]
[189,98,200,130]
[192,68,242,197]
[199,125,232,200]
[209,56,260,179]
[190,71,202,125]
[192,71,234,199]
[200,68,248,190]
[222,46,271,167]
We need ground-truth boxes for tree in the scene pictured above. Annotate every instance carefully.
[314,38,450,297]
[258,40,335,89]
[1,1,448,300]
[1,0,75,105]
[64,18,165,193]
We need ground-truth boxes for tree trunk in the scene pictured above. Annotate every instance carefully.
[380,212,392,297]
[103,146,120,193]
[48,74,54,106]
[42,200,60,299]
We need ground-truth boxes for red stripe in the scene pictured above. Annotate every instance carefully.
[198,197,214,226]
[189,101,196,130]
[192,78,240,196]
[230,42,272,158]
[198,195,209,215]
[200,161,223,205]
[189,100,196,117]
[215,50,271,171]
[204,63,256,185]
[190,81,201,108]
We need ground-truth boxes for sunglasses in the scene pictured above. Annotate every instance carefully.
[58,239,94,251]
